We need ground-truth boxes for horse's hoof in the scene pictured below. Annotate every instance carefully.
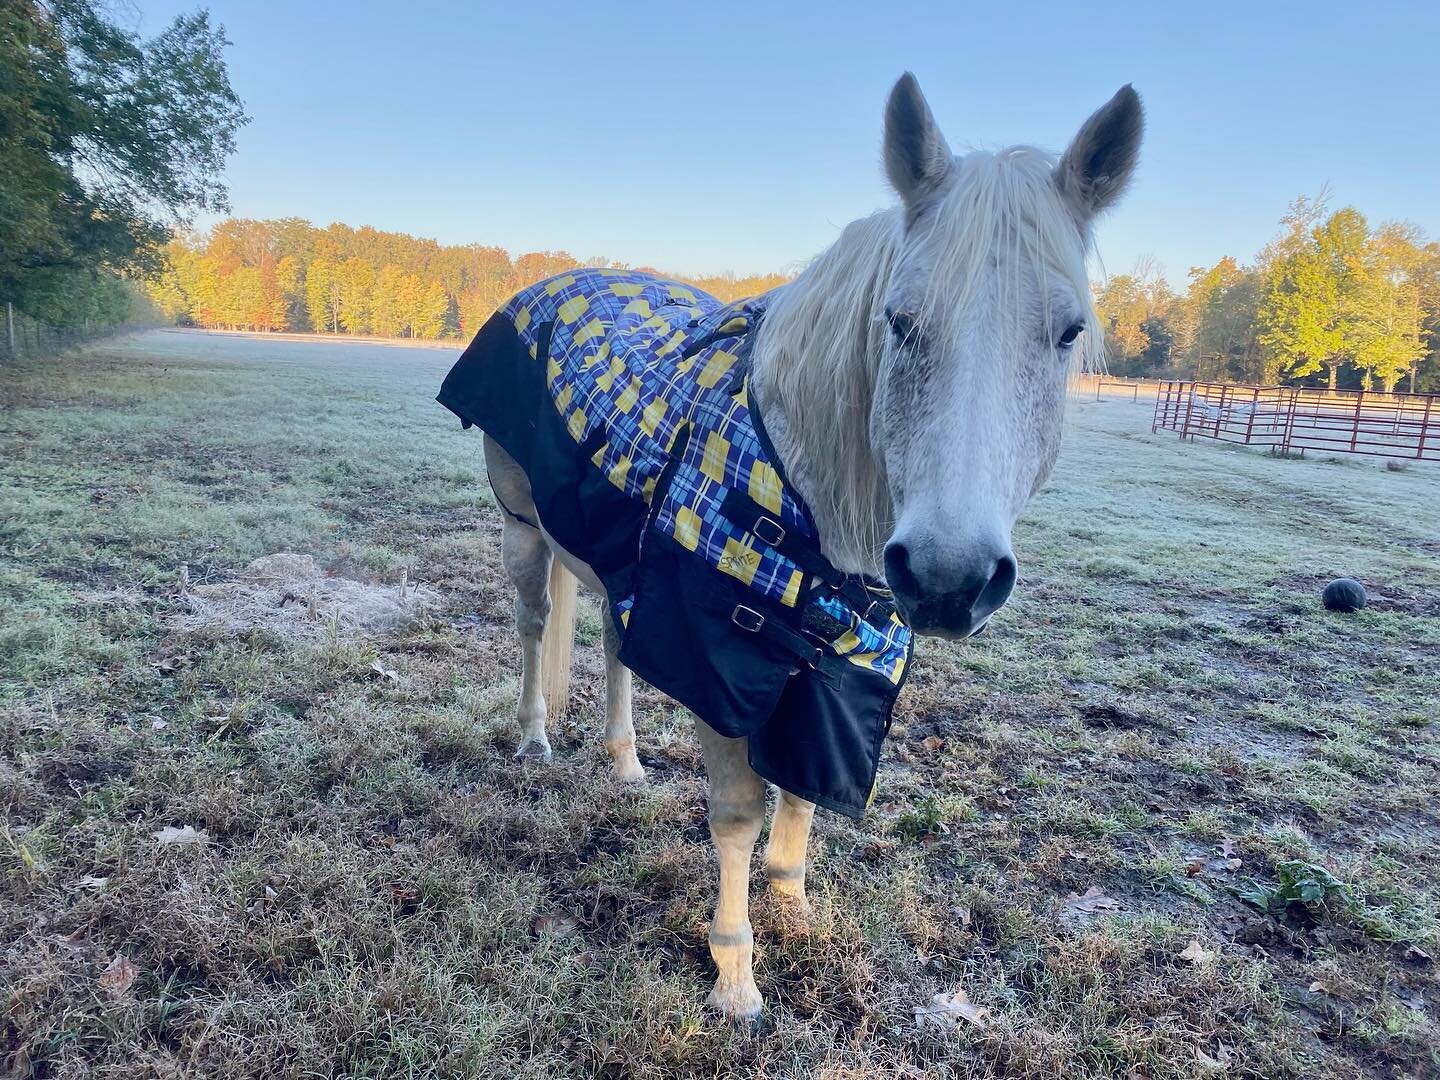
[613,762,647,784]
[772,888,813,927]
[514,738,552,763]
[707,983,763,1027]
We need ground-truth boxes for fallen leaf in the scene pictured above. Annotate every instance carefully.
[153,825,209,846]
[1196,1043,1233,1071]
[921,735,944,753]
[1308,980,1333,995]
[1185,856,1207,877]
[70,875,108,891]
[150,717,168,730]
[532,913,579,937]
[1179,939,1215,964]
[1404,945,1433,964]
[1220,838,1239,858]
[951,904,973,929]
[1063,885,1122,916]
[247,885,279,914]
[99,955,140,997]
[368,660,399,683]
[915,988,989,1031]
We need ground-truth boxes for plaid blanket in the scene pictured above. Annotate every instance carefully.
[439,268,912,815]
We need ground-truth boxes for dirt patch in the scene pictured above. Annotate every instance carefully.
[173,552,441,643]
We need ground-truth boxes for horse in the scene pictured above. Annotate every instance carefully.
[462,74,1142,1021]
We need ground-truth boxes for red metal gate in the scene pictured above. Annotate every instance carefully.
[1152,382,1440,460]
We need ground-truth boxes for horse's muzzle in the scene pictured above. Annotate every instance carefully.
[884,540,1017,639]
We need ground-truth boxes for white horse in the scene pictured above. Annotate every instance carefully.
[482,74,1142,1020]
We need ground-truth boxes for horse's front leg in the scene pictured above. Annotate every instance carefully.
[600,616,644,782]
[766,789,815,918]
[695,718,765,1022]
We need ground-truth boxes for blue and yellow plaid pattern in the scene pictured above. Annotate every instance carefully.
[504,268,910,684]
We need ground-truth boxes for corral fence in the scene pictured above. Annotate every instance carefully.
[1071,374,1164,402]
[1153,380,1440,460]
[2,301,129,362]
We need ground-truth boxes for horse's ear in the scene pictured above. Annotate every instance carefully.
[884,73,952,213]
[1056,85,1144,221]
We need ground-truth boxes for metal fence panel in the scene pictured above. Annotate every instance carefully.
[1152,381,1440,460]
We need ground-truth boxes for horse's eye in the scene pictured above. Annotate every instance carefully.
[885,307,920,347]
[1057,322,1085,349]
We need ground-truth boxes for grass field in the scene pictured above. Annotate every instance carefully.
[3,329,1438,1079]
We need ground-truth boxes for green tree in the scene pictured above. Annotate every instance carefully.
[414,280,449,339]
[370,264,407,337]
[1349,224,1427,391]
[0,0,246,321]
[305,254,340,333]
[336,257,374,335]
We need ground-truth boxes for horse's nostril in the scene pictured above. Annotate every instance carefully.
[976,553,1018,616]
[883,542,919,601]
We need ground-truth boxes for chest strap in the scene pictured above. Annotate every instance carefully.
[718,487,895,626]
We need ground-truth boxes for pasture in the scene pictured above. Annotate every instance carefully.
[2,330,1438,1079]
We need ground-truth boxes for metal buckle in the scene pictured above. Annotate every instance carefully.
[752,516,785,547]
[731,605,765,632]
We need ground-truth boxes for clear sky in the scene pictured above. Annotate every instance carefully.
[133,0,1438,283]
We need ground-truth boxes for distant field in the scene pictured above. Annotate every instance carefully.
[2,329,1437,1079]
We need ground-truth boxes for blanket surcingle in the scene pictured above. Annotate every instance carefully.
[438,267,912,816]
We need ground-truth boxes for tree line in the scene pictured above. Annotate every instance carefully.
[145,220,791,340]
[1094,197,1440,392]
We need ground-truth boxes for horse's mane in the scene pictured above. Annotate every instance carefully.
[752,146,1101,570]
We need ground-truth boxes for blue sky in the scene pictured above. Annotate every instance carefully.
[135,1,1439,284]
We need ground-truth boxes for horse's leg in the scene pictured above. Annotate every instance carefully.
[695,718,766,1021]
[600,615,645,783]
[500,513,553,762]
[766,789,815,918]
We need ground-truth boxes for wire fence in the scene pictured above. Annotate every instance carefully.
[2,301,133,363]
[1152,380,1440,460]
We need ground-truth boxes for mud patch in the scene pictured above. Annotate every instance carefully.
[172,552,441,643]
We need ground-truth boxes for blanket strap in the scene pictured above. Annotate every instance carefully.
[718,487,895,626]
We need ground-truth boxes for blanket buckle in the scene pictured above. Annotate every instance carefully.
[752,515,785,547]
[731,605,765,632]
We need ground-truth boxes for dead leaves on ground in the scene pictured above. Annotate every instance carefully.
[1062,885,1122,917]
[532,912,580,938]
[98,955,140,998]
[152,825,209,846]
[915,988,990,1032]
[367,659,399,684]
[1178,938,1216,964]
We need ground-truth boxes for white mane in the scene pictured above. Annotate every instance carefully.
[751,146,1101,571]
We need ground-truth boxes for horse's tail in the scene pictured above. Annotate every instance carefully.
[541,558,577,717]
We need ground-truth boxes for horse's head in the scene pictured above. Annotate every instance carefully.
[874,75,1142,638]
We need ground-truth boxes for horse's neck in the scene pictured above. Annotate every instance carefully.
[749,215,899,577]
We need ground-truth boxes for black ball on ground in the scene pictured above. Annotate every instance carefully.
[1322,578,1367,613]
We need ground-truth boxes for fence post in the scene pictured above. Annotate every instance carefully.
[1420,395,1434,461]
[1244,386,1257,444]
[1350,389,1364,453]
[1281,387,1298,456]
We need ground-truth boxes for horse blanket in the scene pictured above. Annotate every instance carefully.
[438,268,912,816]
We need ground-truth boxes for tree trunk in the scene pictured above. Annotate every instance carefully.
[1326,362,1338,392]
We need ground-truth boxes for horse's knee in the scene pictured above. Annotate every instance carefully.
[709,796,765,847]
